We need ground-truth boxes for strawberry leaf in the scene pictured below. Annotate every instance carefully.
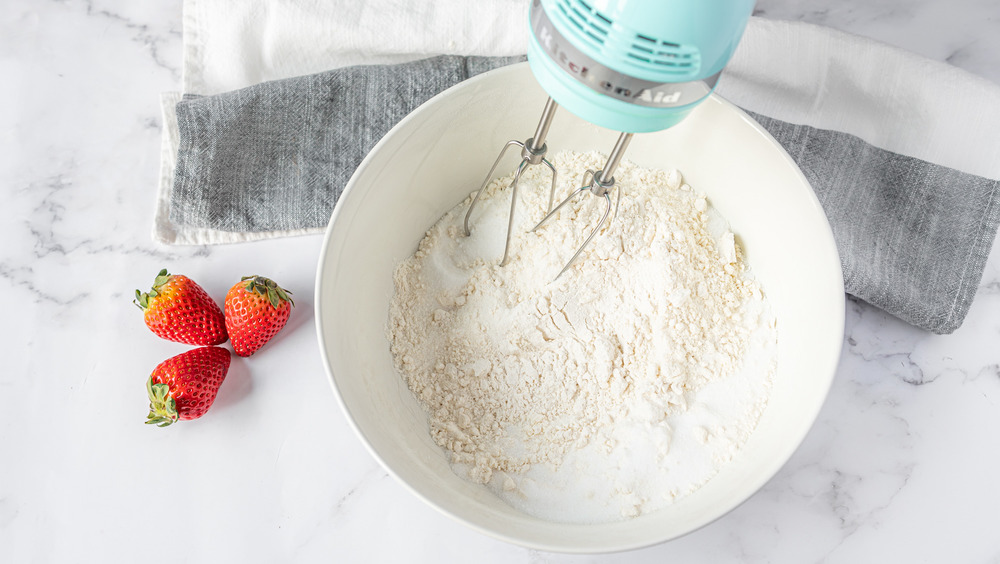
[238,275,294,308]
[274,287,294,306]
[152,269,172,289]
[145,380,178,427]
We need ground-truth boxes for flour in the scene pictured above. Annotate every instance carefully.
[388,151,777,523]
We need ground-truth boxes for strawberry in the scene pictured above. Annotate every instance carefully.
[224,275,294,357]
[145,346,232,427]
[134,269,228,346]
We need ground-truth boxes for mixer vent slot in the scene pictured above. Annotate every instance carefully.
[555,0,609,46]
[554,0,700,77]
[629,34,699,73]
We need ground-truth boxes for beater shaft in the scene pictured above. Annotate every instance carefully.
[531,98,557,157]
[463,98,560,266]
[596,132,632,186]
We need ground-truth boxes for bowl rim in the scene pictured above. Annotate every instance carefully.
[314,61,845,553]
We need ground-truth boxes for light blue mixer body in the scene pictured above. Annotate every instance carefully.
[527,0,754,133]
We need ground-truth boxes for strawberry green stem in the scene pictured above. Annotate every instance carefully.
[242,275,295,308]
[145,378,178,427]
[134,268,172,310]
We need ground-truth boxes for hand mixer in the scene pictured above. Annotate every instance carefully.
[464,0,754,278]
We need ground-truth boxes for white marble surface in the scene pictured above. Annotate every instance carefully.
[3,0,1000,561]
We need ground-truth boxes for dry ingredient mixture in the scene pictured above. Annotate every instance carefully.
[388,151,777,523]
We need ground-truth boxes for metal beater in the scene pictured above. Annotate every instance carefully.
[532,131,632,279]
[463,97,559,267]
[467,0,754,277]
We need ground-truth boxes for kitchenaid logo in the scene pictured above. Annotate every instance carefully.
[536,24,590,78]
[636,90,682,104]
[533,10,685,107]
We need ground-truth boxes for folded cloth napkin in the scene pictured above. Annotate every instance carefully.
[155,3,1000,334]
[166,56,524,238]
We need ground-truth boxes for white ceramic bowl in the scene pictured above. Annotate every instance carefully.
[315,63,844,553]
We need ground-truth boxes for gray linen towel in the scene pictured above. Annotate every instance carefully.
[746,112,1000,334]
[168,55,1000,334]
[172,55,525,233]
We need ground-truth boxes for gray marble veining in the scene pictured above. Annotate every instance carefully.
[2,0,999,562]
